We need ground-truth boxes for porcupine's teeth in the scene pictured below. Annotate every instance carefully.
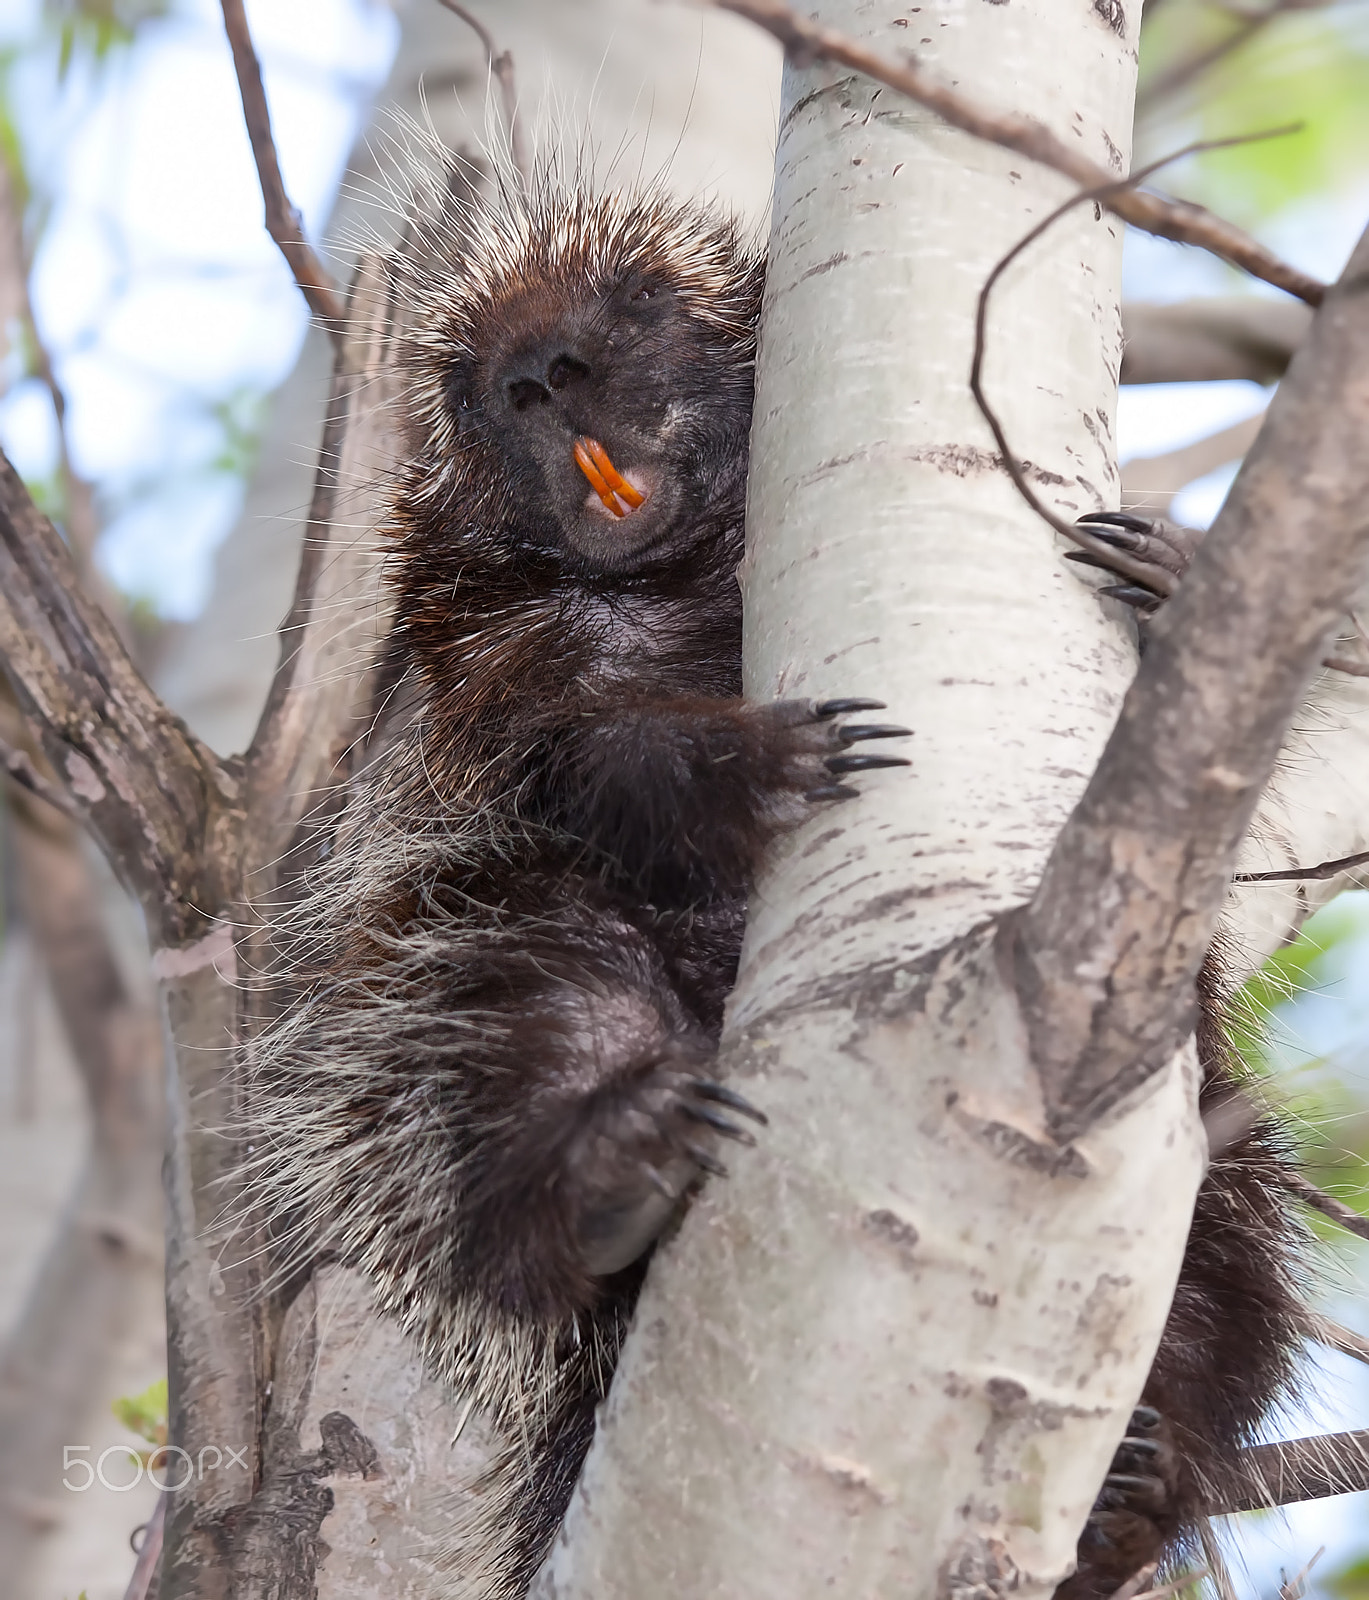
[574,436,646,518]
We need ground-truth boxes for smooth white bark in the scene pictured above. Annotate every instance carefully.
[535,4,1210,1597]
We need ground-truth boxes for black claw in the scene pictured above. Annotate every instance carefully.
[682,1103,757,1145]
[837,723,912,745]
[1064,549,1123,574]
[1117,1437,1160,1459]
[1131,1405,1161,1430]
[1105,1473,1158,1493]
[815,697,887,718]
[824,753,912,774]
[1098,583,1161,611]
[692,1082,768,1125]
[683,1141,729,1179]
[1078,511,1154,537]
[805,784,860,802]
[644,1165,676,1199]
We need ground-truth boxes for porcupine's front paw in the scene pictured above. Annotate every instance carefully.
[566,1051,767,1277]
[1060,1405,1183,1600]
[756,696,912,806]
[1066,512,1203,618]
[532,695,910,898]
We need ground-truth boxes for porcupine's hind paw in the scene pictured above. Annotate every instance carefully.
[1060,1406,1183,1600]
[1066,512,1202,617]
[566,1050,768,1278]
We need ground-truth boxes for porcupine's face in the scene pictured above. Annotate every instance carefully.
[417,191,763,577]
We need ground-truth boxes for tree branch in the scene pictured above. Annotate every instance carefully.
[1120,297,1311,384]
[0,732,81,821]
[244,251,402,879]
[123,1491,168,1600]
[703,0,1326,305]
[219,0,346,340]
[0,449,238,942]
[1136,0,1328,113]
[1016,218,1369,1136]
[1235,847,1369,884]
[1281,1171,1369,1243]
[1120,412,1265,518]
[1307,1314,1369,1369]
[1221,1430,1369,1513]
[0,776,165,1593]
[435,0,528,179]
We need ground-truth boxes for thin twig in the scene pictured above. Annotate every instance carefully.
[436,0,528,180]
[1235,848,1369,884]
[121,1488,168,1600]
[1282,1171,1369,1242]
[969,135,1286,587]
[702,0,1325,306]
[1133,1570,1209,1600]
[219,0,345,340]
[1107,1562,1160,1600]
[1308,1314,1369,1368]
[0,153,101,569]
[1323,652,1369,678]
[1279,1545,1325,1600]
[0,735,81,822]
[1138,10,1268,110]
[1138,0,1327,113]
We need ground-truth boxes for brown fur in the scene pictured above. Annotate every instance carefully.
[250,154,1309,1598]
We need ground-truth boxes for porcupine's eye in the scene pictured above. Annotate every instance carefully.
[444,357,476,421]
[614,269,666,306]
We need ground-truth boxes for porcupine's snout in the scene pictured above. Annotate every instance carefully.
[480,267,750,575]
[499,334,645,517]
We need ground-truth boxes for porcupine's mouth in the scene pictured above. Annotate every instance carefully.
[573,436,649,521]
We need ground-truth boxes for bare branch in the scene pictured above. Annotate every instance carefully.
[1016,217,1369,1136]
[1107,1563,1160,1600]
[436,0,529,179]
[1279,1545,1325,1600]
[1121,412,1265,519]
[219,0,346,340]
[122,1492,168,1600]
[1121,297,1311,384]
[0,785,164,1588]
[1281,1171,1369,1243]
[244,252,401,878]
[0,732,81,821]
[1235,847,1369,884]
[1221,1429,1369,1512]
[703,0,1326,305]
[970,145,1266,593]
[1133,1573,1210,1600]
[0,146,102,570]
[1306,1314,1369,1369]
[1137,0,1328,113]
[0,448,238,941]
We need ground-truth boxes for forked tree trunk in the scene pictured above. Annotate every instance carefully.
[534,3,1173,1594]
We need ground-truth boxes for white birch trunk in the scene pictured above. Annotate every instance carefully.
[535,3,1208,1596]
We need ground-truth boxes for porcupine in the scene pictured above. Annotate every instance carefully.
[248,152,1309,1598]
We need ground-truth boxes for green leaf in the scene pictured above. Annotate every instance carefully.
[112,1377,168,1446]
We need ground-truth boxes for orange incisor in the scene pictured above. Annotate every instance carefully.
[574,436,646,518]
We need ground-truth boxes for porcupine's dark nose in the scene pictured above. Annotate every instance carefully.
[503,340,592,413]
